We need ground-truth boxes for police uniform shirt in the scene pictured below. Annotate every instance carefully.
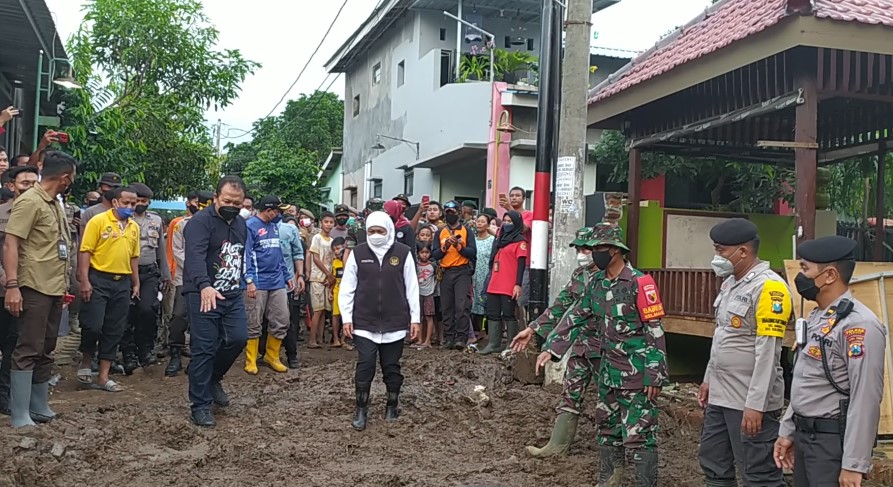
[133,211,170,280]
[779,291,886,474]
[704,260,790,412]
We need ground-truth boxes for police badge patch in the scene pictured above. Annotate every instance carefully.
[389,256,400,266]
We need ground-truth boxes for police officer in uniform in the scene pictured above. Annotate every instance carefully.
[699,218,790,486]
[774,236,886,487]
[120,182,171,373]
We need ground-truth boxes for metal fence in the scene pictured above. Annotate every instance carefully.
[837,222,893,262]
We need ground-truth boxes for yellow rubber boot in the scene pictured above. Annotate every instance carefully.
[244,338,259,375]
[263,336,288,373]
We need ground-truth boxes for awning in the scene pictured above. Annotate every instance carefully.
[410,143,487,169]
[0,0,68,90]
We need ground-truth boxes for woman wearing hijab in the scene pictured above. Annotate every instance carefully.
[383,200,416,256]
[479,211,528,354]
[339,211,420,431]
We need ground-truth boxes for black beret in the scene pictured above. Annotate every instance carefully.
[129,182,153,199]
[709,218,758,246]
[797,236,857,263]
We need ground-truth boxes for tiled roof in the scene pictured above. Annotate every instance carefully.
[588,0,893,104]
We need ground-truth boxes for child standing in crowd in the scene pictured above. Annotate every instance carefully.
[308,211,336,349]
[330,237,346,349]
[415,242,437,349]
[416,225,442,345]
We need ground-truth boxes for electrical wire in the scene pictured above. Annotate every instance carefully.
[260,0,351,120]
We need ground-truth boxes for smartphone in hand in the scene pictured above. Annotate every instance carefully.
[57,132,70,143]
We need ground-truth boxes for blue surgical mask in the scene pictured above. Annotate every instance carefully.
[116,207,135,220]
[502,223,514,233]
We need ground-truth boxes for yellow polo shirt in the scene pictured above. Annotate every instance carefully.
[80,209,140,274]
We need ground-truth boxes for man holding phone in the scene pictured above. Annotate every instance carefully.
[432,200,476,350]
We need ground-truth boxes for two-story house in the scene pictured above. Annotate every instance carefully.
[320,0,628,211]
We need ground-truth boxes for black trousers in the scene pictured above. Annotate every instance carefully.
[699,405,784,486]
[440,265,472,345]
[79,269,132,361]
[0,302,17,405]
[284,291,300,360]
[793,424,843,487]
[121,264,160,357]
[354,335,404,392]
[168,286,189,347]
[486,292,516,322]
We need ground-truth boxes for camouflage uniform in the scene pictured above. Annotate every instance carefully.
[533,264,602,416]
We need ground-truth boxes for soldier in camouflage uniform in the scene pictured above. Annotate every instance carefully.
[511,227,603,458]
[574,223,668,487]
[348,197,384,248]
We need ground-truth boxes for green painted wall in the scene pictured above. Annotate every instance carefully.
[748,213,796,269]
[619,201,664,269]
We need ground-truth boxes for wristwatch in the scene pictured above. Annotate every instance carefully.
[245,277,254,285]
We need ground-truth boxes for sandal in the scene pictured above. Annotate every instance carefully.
[77,368,93,385]
[92,380,123,393]
[306,343,322,349]
[343,343,355,351]
[331,342,343,348]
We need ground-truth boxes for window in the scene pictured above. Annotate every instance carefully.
[527,38,535,51]
[349,188,358,209]
[372,62,382,85]
[440,50,453,87]
[439,28,447,41]
[373,181,383,199]
[353,95,360,117]
[404,170,414,196]
[397,60,405,87]
[504,36,512,49]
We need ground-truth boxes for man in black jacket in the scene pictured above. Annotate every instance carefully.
[339,211,420,431]
[182,176,250,427]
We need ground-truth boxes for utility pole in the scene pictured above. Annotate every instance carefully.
[215,118,222,158]
[529,0,564,320]
[550,0,593,301]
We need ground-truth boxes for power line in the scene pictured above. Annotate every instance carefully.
[261,0,351,120]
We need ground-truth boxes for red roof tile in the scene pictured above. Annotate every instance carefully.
[589,0,893,105]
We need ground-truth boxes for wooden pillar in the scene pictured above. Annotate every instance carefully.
[628,148,642,266]
[794,73,818,242]
[875,140,888,261]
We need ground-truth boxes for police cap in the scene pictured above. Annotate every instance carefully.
[797,236,857,264]
[334,204,350,216]
[709,218,758,246]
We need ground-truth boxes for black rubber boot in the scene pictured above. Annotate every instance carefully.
[385,389,400,422]
[122,351,140,376]
[210,381,230,407]
[352,383,371,431]
[632,450,658,487]
[165,346,183,377]
[597,445,625,487]
[503,320,520,352]
[477,320,503,355]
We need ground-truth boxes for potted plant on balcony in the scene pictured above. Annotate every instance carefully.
[459,53,490,82]
[494,49,538,85]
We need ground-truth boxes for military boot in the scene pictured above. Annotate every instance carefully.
[385,386,400,422]
[165,346,183,377]
[477,320,503,355]
[526,412,579,458]
[597,445,625,487]
[122,351,140,376]
[352,383,371,431]
[633,450,658,487]
[503,320,520,352]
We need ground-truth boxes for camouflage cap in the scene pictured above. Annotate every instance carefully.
[570,227,594,248]
[588,222,630,252]
[365,197,385,212]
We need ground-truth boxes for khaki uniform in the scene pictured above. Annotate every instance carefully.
[699,261,791,486]
[780,291,886,481]
[121,211,169,361]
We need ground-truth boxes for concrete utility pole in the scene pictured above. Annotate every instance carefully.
[550,0,592,301]
[215,118,222,158]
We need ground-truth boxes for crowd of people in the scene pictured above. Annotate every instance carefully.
[0,103,888,485]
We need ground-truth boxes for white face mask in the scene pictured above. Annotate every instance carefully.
[368,234,388,247]
[711,255,735,277]
[576,252,593,267]
[239,208,251,219]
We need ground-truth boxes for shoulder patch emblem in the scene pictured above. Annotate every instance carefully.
[848,342,864,358]
[389,256,400,266]
[845,328,866,342]
[520,242,527,250]
[807,346,823,360]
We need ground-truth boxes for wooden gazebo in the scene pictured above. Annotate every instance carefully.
[588,0,893,265]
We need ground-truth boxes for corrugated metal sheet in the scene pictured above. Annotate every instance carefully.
[0,0,68,90]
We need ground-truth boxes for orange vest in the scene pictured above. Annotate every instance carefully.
[166,216,184,279]
[438,225,470,268]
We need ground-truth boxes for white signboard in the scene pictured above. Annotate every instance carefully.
[555,156,576,212]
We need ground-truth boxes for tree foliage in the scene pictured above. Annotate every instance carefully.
[594,130,794,213]
[223,91,343,209]
[61,0,259,200]
[828,154,893,221]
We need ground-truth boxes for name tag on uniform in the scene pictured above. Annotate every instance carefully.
[58,239,69,260]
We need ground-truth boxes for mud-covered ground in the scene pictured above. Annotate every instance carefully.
[0,347,786,487]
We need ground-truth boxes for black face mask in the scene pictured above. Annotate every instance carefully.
[135,204,148,215]
[187,204,199,215]
[103,189,116,202]
[445,213,459,225]
[795,272,824,302]
[87,199,101,207]
[335,217,348,226]
[218,205,240,222]
[592,250,614,270]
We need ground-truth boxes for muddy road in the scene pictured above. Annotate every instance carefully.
[2,348,723,487]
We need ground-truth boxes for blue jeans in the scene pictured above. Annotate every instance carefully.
[187,293,248,412]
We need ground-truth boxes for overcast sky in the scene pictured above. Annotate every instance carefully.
[45,0,711,147]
